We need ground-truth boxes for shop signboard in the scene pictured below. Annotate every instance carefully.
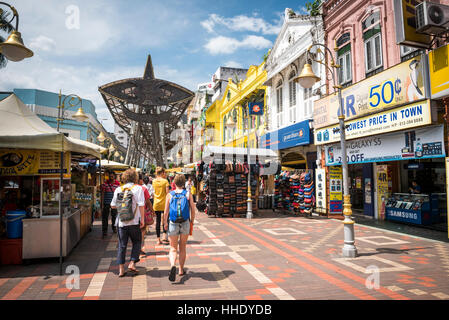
[377,165,389,221]
[0,149,71,176]
[315,100,432,145]
[393,0,430,49]
[428,44,449,99]
[313,55,427,129]
[248,102,264,116]
[315,168,327,214]
[260,120,310,151]
[325,125,445,166]
[328,166,342,214]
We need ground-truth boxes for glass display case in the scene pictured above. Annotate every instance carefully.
[385,193,431,225]
[40,178,71,218]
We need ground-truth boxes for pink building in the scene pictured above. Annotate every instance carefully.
[322,0,449,93]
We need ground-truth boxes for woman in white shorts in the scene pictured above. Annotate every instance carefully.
[163,174,196,282]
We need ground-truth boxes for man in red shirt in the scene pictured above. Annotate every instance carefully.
[101,170,120,238]
[138,173,154,256]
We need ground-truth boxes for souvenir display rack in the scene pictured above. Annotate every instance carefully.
[274,170,315,215]
[201,160,261,217]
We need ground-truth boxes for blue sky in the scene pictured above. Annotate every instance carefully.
[0,0,310,131]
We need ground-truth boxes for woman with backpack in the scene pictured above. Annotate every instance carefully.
[163,174,196,282]
[110,169,146,277]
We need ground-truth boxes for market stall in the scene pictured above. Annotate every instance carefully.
[0,94,103,265]
[200,146,279,217]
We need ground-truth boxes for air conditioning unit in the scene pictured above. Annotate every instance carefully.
[416,1,449,35]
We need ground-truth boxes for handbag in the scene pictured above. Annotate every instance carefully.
[144,210,154,225]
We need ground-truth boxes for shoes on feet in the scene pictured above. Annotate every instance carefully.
[169,266,176,282]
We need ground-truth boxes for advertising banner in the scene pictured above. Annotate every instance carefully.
[376,165,389,221]
[325,125,445,166]
[313,55,427,129]
[0,149,71,176]
[315,168,327,214]
[429,44,449,99]
[261,120,310,150]
[328,166,342,214]
[315,100,432,145]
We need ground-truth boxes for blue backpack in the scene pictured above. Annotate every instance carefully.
[169,190,190,223]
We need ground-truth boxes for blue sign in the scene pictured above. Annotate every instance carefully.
[261,120,311,150]
[248,102,264,116]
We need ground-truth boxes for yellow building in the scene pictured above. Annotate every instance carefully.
[205,62,268,149]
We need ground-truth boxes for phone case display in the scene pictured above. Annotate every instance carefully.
[40,178,72,217]
[385,193,431,225]
[204,161,260,217]
[274,170,315,215]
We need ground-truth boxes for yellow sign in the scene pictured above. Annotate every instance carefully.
[393,0,430,48]
[313,55,427,129]
[429,44,449,99]
[377,165,389,221]
[329,166,342,201]
[0,149,71,176]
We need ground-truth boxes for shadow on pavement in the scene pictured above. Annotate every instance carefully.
[358,246,434,257]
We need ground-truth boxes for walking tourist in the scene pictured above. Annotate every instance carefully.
[163,174,195,282]
[153,167,170,245]
[110,169,145,277]
[144,175,155,204]
[138,173,154,255]
[101,170,120,238]
[185,176,193,194]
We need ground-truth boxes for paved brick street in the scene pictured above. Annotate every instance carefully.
[1,211,449,300]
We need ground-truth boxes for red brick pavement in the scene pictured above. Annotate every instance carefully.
[0,211,448,300]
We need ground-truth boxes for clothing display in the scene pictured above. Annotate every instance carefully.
[200,160,261,217]
[274,170,315,215]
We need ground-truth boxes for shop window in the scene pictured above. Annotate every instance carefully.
[288,70,297,123]
[363,12,383,76]
[276,80,283,128]
[223,115,227,142]
[303,87,313,119]
[400,45,422,62]
[336,33,352,86]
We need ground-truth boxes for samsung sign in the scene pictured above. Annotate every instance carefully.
[261,120,311,151]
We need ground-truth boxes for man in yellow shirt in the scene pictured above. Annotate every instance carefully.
[153,167,170,244]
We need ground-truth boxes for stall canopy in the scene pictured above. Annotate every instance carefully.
[202,145,279,162]
[0,94,101,158]
[97,160,130,170]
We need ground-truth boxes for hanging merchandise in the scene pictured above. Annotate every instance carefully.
[274,170,315,215]
[204,159,262,217]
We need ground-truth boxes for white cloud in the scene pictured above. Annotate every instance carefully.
[29,36,57,52]
[204,35,272,55]
[224,60,243,68]
[201,13,282,35]
[0,54,204,132]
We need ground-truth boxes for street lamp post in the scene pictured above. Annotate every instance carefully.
[57,90,89,132]
[55,91,88,275]
[295,43,357,258]
[0,2,33,62]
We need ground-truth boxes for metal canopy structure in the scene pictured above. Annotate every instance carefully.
[98,55,194,167]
